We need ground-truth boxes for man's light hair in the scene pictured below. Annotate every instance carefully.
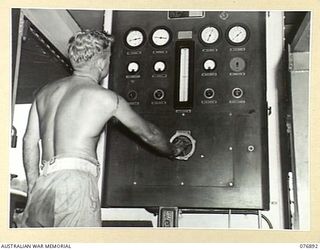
[68,30,113,66]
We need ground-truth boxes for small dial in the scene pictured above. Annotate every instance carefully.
[227,25,249,45]
[203,59,216,71]
[200,26,220,45]
[154,61,166,72]
[125,29,145,48]
[151,28,171,47]
[127,62,139,73]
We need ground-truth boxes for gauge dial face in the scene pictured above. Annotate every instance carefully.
[154,61,166,72]
[125,29,145,48]
[203,59,216,71]
[151,28,171,47]
[127,62,139,73]
[228,25,248,44]
[200,26,220,44]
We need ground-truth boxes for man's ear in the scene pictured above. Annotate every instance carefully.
[96,57,106,70]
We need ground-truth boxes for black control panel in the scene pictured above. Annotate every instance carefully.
[102,11,269,210]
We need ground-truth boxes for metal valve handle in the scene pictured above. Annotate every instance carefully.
[170,130,196,161]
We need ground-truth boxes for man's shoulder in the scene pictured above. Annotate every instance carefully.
[35,77,69,98]
[89,86,118,105]
[82,84,113,96]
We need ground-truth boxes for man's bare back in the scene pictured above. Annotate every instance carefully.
[35,75,117,162]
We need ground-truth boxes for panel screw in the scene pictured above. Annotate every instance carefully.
[133,181,137,185]
[200,154,205,158]
[219,11,229,20]
[228,182,234,187]
[180,182,184,186]
[229,146,233,151]
[248,145,255,152]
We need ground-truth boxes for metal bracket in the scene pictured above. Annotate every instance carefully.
[158,207,179,227]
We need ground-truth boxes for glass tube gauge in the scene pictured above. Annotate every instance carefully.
[151,28,171,47]
[200,26,220,45]
[227,25,249,45]
[125,29,145,48]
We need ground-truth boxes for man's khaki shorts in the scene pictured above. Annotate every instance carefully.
[20,156,101,227]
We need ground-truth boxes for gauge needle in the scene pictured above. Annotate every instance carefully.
[207,29,214,41]
[129,37,142,41]
[154,36,167,39]
[232,31,242,40]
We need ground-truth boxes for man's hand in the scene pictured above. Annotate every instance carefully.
[169,136,192,159]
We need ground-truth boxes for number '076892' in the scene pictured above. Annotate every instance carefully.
[300,244,319,248]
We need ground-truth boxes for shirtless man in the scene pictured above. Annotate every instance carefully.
[20,30,186,227]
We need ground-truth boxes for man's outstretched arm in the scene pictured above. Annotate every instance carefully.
[112,95,176,158]
[23,100,40,194]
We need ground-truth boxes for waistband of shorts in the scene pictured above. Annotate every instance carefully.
[40,153,100,177]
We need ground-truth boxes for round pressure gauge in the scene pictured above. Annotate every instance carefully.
[227,25,249,45]
[200,26,220,45]
[203,59,216,71]
[151,27,171,47]
[154,61,166,72]
[127,62,139,73]
[125,29,145,48]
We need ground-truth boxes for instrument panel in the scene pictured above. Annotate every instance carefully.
[102,11,269,210]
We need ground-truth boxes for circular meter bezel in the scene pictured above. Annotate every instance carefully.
[127,61,140,73]
[153,61,166,72]
[150,26,172,48]
[124,28,146,49]
[203,59,217,71]
[226,24,250,46]
[170,131,196,161]
[199,25,221,46]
